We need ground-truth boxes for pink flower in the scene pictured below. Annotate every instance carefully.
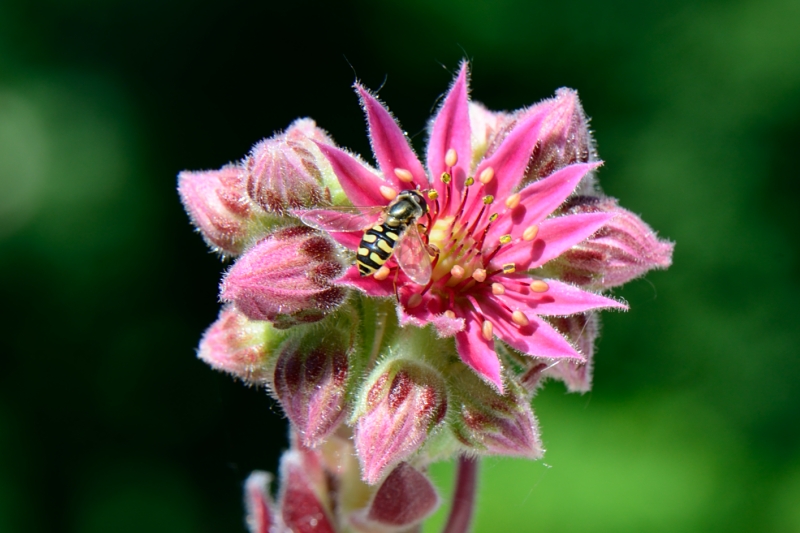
[299,63,630,392]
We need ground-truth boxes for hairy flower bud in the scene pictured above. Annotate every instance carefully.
[278,449,337,533]
[452,381,543,459]
[353,360,448,485]
[552,196,674,290]
[246,119,336,214]
[244,471,277,533]
[353,462,439,531]
[197,305,281,384]
[178,164,252,255]
[220,225,346,327]
[274,333,351,448]
[521,88,596,189]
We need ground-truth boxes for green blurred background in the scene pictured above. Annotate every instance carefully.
[1,0,799,531]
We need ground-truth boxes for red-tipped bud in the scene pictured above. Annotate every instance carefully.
[274,335,350,448]
[277,450,337,533]
[351,462,439,531]
[178,164,252,255]
[522,88,596,187]
[353,361,448,485]
[220,225,346,328]
[452,383,543,459]
[197,306,279,384]
[244,471,277,533]
[246,119,334,214]
[554,196,674,290]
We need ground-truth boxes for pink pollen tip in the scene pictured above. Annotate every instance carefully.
[394,168,414,183]
[445,148,458,167]
[481,320,494,341]
[380,186,398,201]
[472,269,487,282]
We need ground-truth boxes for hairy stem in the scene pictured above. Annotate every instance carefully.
[442,455,479,533]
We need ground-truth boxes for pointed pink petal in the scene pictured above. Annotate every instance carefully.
[357,86,429,190]
[491,212,614,271]
[499,278,627,316]
[428,63,472,202]
[485,162,601,244]
[315,142,388,206]
[483,299,584,361]
[465,97,572,216]
[455,311,503,392]
[336,266,395,297]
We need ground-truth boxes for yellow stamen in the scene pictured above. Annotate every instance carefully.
[499,234,512,245]
[523,225,539,241]
[530,280,549,293]
[491,282,505,295]
[450,265,465,279]
[427,189,439,200]
[472,268,487,282]
[482,320,494,341]
[394,168,414,183]
[482,195,494,205]
[502,263,516,274]
[380,185,398,201]
[445,148,458,167]
[444,310,456,319]
[407,293,423,308]
[511,310,529,326]
[465,177,474,187]
[505,193,521,210]
[373,265,391,281]
[479,167,495,184]
[441,172,452,184]
[489,213,499,222]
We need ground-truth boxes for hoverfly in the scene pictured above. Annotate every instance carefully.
[295,190,433,285]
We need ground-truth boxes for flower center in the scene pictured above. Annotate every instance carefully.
[428,216,482,285]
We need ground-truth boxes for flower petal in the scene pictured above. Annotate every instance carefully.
[336,266,395,297]
[357,85,429,190]
[485,162,601,244]
[427,63,472,203]
[314,142,388,206]
[491,212,614,272]
[455,309,503,392]
[485,299,584,361]
[499,278,627,316]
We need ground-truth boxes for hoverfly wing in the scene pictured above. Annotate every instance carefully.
[293,206,384,232]
[395,224,432,286]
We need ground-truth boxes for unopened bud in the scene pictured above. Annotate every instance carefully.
[197,306,280,384]
[353,360,447,485]
[555,196,674,290]
[277,450,337,533]
[244,471,276,533]
[452,382,543,459]
[521,88,596,190]
[246,119,335,214]
[353,462,439,530]
[178,164,252,255]
[274,334,350,448]
[220,225,346,327]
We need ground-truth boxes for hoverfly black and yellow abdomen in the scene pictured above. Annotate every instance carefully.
[356,223,405,276]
